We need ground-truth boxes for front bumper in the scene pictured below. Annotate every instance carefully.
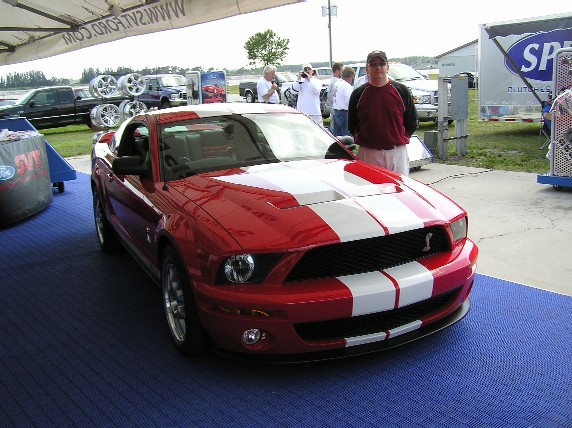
[416,104,439,121]
[194,239,478,360]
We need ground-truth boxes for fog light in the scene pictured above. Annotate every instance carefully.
[242,329,261,345]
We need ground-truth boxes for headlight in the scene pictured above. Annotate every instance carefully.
[413,94,431,104]
[450,216,468,244]
[224,254,255,283]
[217,253,282,285]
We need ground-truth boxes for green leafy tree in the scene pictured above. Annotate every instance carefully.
[244,29,289,68]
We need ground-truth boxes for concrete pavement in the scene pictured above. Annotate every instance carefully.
[67,155,572,297]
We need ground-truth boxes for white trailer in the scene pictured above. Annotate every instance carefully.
[478,13,572,122]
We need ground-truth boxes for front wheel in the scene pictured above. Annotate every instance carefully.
[160,100,171,109]
[93,189,118,252]
[162,246,209,356]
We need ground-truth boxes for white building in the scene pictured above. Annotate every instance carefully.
[435,40,478,77]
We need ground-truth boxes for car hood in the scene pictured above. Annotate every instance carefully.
[396,79,437,92]
[169,159,463,251]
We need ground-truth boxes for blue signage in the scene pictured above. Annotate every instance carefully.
[506,28,572,82]
[0,165,15,181]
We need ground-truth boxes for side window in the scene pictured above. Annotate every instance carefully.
[33,91,49,105]
[58,89,74,104]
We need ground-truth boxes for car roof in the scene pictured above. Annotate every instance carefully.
[138,102,299,124]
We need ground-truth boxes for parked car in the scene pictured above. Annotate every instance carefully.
[91,103,478,361]
[0,85,126,129]
[139,74,187,109]
[454,72,477,89]
[313,66,333,80]
[348,63,450,122]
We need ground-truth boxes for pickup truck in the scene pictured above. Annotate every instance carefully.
[348,62,449,122]
[0,86,126,130]
[138,74,187,109]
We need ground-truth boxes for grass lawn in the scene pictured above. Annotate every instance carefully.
[42,88,550,174]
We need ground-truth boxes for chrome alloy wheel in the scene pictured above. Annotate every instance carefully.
[163,256,187,345]
[93,194,106,246]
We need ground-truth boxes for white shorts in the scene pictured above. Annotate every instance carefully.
[356,144,409,177]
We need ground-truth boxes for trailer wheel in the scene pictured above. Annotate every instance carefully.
[553,185,563,191]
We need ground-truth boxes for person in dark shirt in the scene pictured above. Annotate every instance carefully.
[348,50,418,176]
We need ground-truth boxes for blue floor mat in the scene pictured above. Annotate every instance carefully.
[1,173,571,428]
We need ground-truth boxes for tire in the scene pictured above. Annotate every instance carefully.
[245,91,255,103]
[161,246,209,356]
[160,100,171,109]
[93,189,118,252]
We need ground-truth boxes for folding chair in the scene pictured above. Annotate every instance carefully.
[539,100,551,150]
[539,120,551,150]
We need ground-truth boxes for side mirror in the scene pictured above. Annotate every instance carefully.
[29,100,36,108]
[112,156,148,177]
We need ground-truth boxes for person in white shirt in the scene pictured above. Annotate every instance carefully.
[353,72,369,89]
[332,66,355,136]
[257,65,280,104]
[291,63,323,124]
[327,63,343,131]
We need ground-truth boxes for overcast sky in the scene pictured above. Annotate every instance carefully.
[0,0,570,79]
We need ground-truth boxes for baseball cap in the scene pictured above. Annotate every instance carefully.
[366,50,388,64]
[303,63,313,70]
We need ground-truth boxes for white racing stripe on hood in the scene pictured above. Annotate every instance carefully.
[357,194,425,235]
[214,160,426,241]
[309,199,386,242]
[215,160,376,204]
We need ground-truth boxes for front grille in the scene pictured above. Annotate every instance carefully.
[285,226,449,283]
[180,92,187,100]
[432,91,438,105]
[295,289,458,342]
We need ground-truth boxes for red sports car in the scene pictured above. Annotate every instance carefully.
[91,104,478,361]
[202,84,225,94]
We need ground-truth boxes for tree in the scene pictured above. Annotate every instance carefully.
[244,29,289,68]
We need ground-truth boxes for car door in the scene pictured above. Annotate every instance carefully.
[105,122,162,265]
[25,89,59,128]
[55,88,77,126]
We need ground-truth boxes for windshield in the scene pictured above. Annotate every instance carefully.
[160,112,346,181]
[275,72,296,84]
[158,75,186,87]
[388,64,426,82]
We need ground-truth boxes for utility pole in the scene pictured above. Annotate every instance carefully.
[321,2,337,67]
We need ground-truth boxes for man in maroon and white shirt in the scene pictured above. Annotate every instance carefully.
[348,50,418,176]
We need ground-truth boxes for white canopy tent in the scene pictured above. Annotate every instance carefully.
[0,0,301,66]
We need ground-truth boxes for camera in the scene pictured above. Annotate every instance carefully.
[300,72,308,78]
